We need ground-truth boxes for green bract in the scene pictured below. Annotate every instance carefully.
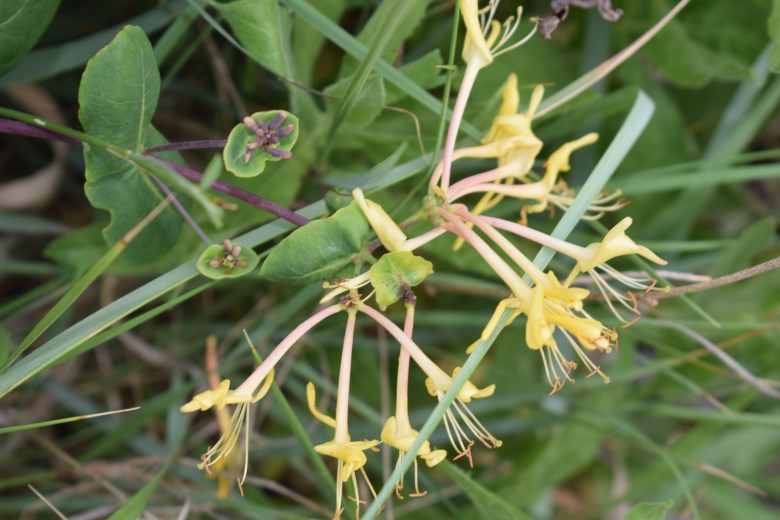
[196,242,259,280]
[260,202,370,285]
[223,110,300,178]
[369,251,433,310]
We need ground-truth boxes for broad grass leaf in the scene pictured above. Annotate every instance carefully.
[385,49,442,104]
[324,72,385,127]
[214,0,290,77]
[643,0,755,87]
[339,0,433,77]
[709,217,775,278]
[623,500,674,520]
[439,461,534,520]
[260,202,369,285]
[0,0,59,76]
[78,26,183,266]
[771,0,780,72]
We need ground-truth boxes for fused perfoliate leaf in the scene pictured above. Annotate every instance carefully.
[196,240,259,279]
[369,251,433,309]
[223,110,299,178]
[260,202,370,285]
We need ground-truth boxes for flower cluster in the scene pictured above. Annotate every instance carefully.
[181,2,667,516]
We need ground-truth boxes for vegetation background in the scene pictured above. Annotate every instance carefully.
[1,0,779,518]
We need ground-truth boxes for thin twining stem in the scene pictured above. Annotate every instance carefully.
[143,140,227,154]
[0,118,81,145]
[149,174,212,244]
[650,319,780,400]
[650,256,780,300]
[151,157,310,227]
[0,118,309,228]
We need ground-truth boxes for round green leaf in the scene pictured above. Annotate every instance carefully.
[223,110,299,178]
[196,241,259,279]
[369,251,433,310]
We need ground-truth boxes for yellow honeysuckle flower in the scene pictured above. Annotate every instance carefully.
[577,217,667,272]
[423,367,501,465]
[381,416,447,498]
[460,0,536,69]
[353,188,407,251]
[381,417,447,468]
[180,368,274,488]
[307,381,380,517]
[314,439,381,483]
[471,282,614,393]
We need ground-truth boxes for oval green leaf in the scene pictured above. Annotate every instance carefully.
[260,202,369,285]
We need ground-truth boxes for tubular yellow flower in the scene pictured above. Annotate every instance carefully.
[353,188,407,251]
[471,281,614,393]
[381,416,447,497]
[460,1,537,69]
[577,217,666,272]
[308,382,380,517]
[180,370,274,487]
[307,312,381,518]
[383,304,447,498]
[424,367,502,466]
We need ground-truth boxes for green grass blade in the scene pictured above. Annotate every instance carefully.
[0,407,140,435]
[362,90,656,519]
[7,199,172,367]
[439,461,535,519]
[106,458,174,520]
[279,0,481,140]
[0,0,189,87]
[325,0,411,146]
[620,163,780,195]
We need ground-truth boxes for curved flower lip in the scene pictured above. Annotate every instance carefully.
[180,369,275,413]
[424,367,496,403]
[314,439,380,482]
[381,416,447,467]
[578,217,667,272]
[180,379,232,412]
[460,0,495,65]
[353,188,407,251]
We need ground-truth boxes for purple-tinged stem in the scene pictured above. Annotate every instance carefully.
[151,156,309,227]
[143,140,227,154]
[0,117,308,228]
[0,118,81,145]
[149,174,212,244]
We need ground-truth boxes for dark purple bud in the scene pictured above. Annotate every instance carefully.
[268,113,286,130]
[276,124,294,138]
[264,146,292,159]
